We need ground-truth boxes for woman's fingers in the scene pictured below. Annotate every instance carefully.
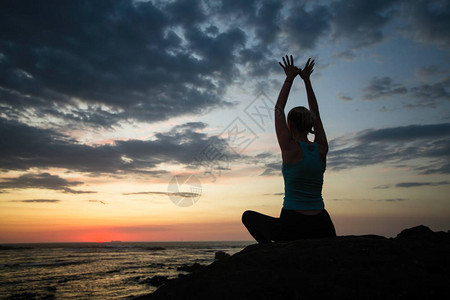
[290,55,294,65]
[305,58,311,68]
[305,58,315,72]
[282,56,287,66]
[279,62,284,69]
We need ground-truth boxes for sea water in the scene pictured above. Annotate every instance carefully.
[0,241,252,299]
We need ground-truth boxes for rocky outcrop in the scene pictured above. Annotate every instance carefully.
[134,225,450,300]
[176,262,206,273]
[214,250,231,261]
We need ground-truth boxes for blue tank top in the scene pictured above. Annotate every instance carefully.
[282,141,325,210]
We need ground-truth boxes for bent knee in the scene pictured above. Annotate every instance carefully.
[241,210,256,225]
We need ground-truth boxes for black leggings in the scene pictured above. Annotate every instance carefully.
[242,209,336,243]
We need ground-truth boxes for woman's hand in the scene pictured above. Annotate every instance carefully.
[299,58,315,81]
[279,55,299,81]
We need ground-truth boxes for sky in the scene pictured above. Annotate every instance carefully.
[0,0,449,243]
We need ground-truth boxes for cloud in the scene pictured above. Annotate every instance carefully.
[395,181,450,188]
[379,198,407,202]
[264,192,284,196]
[362,76,408,100]
[406,77,450,108]
[215,0,399,52]
[123,191,200,198]
[165,0,207,26]
[259,162,281,176]
[400,0,450,49]
[334,50,356,61]
[339,95,353,102]
[212,1,330,77]
[0,117,234,175]
[328,123,450,175]
[0,0,238,128]
[226,0,283,47]
[373,184,391,189]
[0,172,94,194]
[361,75,449,107]
[330,197,407,202]
[331,0,397,48]
[0,0,445,131]
[283,3,331,50]
[87,200,106,204]
[374,181,450,189]
[415,65,448,80]
[8,199,61,203]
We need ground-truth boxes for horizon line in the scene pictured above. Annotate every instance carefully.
[0,239,254,245]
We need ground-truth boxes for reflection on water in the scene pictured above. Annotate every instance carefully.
[0,241,252,299]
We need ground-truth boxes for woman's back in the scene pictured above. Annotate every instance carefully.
[282,141,325,211]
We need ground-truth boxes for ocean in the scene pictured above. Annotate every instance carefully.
[0,241,253,299]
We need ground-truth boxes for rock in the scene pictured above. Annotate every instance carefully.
[397,224,434,238]
[176,262,206,273]
[139,275,169,286]
[214,251,230,261]
[133,225,450,300]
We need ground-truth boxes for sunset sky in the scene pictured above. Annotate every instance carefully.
[1,0,449,243]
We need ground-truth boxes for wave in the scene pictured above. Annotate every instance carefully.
[1,259,94,268]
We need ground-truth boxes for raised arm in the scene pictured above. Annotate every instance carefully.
[299,59,329,156]
[275,55,299,151]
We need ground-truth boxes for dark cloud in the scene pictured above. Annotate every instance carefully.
[165,0,207,25]
[362,77,408,100]
[283,3,331,50]
[415,77,450,98]
[373,184,391,189]
[8,199,61,203]
[211,0,398,77]
[401,0,450,49]
[379,198,407,202]
[0,0,237,128]
[259,162,281,176]
[328,123,450,175]
[339,95,353,102]
[264,192,284,196]
[374,181,450,189]
[356,123,450,142]
[0,173,93,194]
[209,0,284,78]
[123,191,200,198]
[250,0,283,46]
[331,0,397,48]
[0,0,448,183]
[87,200,106,204]
[361,75,449,107]
[415,65,448,79]
[395,181,450,188]
[214,0,282,47]
[0,117,234,175]
[334,50,356,61]
[330,198,407,202]
[0,0,443,131]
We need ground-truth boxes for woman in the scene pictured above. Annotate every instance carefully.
[242,55,336,243]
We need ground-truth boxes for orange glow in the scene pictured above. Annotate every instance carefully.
[0,222,251,243]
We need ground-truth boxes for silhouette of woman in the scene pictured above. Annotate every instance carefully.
[242,55,336,243]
